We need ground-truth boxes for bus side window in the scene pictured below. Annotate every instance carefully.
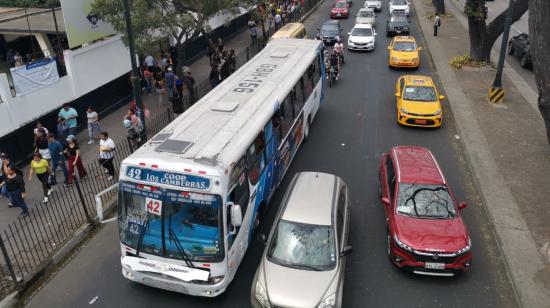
[293,78,305,114]
[280,95,294,137]
[304,64,314,98]
[246,132,267,185]
[227,169,250,249]
[314,56,321,84]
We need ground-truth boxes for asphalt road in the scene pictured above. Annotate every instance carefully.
[26,1,516,307]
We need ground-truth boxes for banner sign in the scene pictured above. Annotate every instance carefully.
[126,167,211,190]
[60,0,116,48]
[11,58,60,96]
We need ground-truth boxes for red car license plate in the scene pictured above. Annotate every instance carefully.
[415,119,427,124]
[425,262,445,270]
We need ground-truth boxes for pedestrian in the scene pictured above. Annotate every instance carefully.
[125,108,142,131]
[228,49,237,74]
[183,71,196,106]
[28,153,52,203]
[33,121,49,138]
[217,38,225,53]
[143,67,153,95]
[1,165,29,217]
[209,64,221,89]
[160,53,169,74]
[434,14,441,36]
[14,52,23,67]
[47,133,69,187]
[0,153,21,206]
[58,103,78,136]
[98,132,116,181]
[86,106,101,144]
[64,135,86,185]
[6,49,15,68]
[155,73,166,107]
[274,12,282,30]
[249,19,258,45]
[34,128,51,165]
[56,117,68,142]
[164,66,177,102]
[144,54,155,71]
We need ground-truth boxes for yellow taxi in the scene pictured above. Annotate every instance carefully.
[395,75,444,127]
[270,23,307,40]
[387,36,422,68]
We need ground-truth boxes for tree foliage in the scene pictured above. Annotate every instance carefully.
[0,0,59,7]
[465,0,528,62]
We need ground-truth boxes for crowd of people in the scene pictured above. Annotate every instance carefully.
[0,104,117,217]
[207,38,237,89]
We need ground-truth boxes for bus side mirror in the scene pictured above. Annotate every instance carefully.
[229,202,243,227]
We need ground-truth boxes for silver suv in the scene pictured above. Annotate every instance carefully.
[251,172,352,308]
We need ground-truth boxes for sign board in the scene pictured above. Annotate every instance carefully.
[126,167,211,190]
[11,58,60,96]
[60,0,116,48]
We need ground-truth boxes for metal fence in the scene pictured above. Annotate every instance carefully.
[0,0,320,299]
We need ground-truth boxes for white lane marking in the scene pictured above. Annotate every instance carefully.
[89,296,99,305]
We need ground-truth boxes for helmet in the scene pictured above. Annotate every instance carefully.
[123,119,132,128]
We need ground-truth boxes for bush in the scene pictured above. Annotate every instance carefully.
[449,55,488,69]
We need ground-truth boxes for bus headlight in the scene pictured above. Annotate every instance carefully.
[255,281,270,307]
[317,293,336,308]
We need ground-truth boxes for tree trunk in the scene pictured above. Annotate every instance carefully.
[433,0,446,15]
[466,0,528,62]
[529,0,550,144]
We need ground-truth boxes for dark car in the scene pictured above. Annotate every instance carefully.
[319,20,342,45]
[508,33,532,68]
[386,14,410,37]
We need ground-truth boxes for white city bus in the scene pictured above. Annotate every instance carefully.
[107,39,325,297]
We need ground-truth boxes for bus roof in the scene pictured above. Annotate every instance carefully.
[124,39,322,173]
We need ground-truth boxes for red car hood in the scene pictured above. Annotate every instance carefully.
[331,8,348,13]
[395,215,469,253]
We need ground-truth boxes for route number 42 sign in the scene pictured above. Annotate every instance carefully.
[145,197,162,216]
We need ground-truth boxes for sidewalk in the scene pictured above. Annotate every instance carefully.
[0,16,268,229]
[412,0,550,307]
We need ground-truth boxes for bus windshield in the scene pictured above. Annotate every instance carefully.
[118,181,224,262]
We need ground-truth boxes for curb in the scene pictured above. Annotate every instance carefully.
[300,0,326,23]
[411,0,550,307]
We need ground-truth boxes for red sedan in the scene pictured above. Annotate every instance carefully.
[330,0,349,19]
[378,146,472,276]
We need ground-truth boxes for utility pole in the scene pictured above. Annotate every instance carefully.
[122,0,147,139]
[488,0,515,103]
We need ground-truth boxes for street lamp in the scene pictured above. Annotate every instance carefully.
[122,0,147,140]
[489,0,515,103]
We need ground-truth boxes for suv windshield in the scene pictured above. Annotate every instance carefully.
[118,181,224,262]
[391,0,408,5]
[394,42,416,51]
[390,16,408,23]
[403,85,437,101]
[397,183,457,219]
[358,11,374,17]
[321,23,339,33]
[267,220,336,271]
[351,28,373,36]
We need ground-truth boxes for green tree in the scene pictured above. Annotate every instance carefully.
[0,0,60,7]
[465,0,528,62]
[91,0,255,74]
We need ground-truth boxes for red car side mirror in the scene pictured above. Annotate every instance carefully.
[458,201,468,210]
[381,197,390,206]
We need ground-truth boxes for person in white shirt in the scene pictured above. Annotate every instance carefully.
[144,54,155,70]
[33,121,49,137]
[98,131,116,180]
[86,106,101,144]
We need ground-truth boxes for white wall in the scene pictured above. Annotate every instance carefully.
[0,35,131,137]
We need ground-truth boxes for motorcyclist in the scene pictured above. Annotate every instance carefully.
[333,37,344,63]
[328,50,340,81]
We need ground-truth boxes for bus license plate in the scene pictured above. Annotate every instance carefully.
[415,119,427,124]
[425,262,445,270]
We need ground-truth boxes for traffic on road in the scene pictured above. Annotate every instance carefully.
[26,1,516,307]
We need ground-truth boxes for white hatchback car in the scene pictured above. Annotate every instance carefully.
[364,0,382,12]
[355,8,376,25]
[389,0,410,16]
[251,172,352,308]
[348,23,377,51]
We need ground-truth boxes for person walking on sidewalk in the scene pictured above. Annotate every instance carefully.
[184,70,196,107]
[65,135,86,185]
[34,128,51,163]
[249,19,258,45]
[433,14,441,36]
[2,165,28,217]
[143,67,153,95]
[99,132,116,181]
[33,121,49,137]
[86,106,101,145]
[28,153,53,204]
[164,66,177,103]
[155,73,166,107]
[0,153,21,207]
[47,133,69,187]
[58,103,78,136]
[57,117,68,142]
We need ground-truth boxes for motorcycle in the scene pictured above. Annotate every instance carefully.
[328,66,337,87]
[335,49,345,64]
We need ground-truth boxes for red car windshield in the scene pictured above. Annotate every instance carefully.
[396,183,457,219]
[335,2,347,8]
